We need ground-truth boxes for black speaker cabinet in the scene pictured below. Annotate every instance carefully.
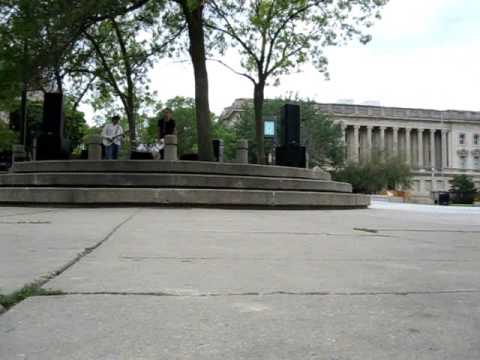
[42,92,64,137]
[212,139,224,162]
[275,144,306,168]
[36,133,67,160]
[279,104,300,146]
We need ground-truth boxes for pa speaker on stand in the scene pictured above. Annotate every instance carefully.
[275,104,306,168]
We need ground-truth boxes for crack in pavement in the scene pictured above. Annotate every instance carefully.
[0,221,51,224]
[119,256,480,263]
[151,229,394,237]
[368,229,480,234]
[56,289,480,298]
[36,209,141,289]
[0,209,59,218]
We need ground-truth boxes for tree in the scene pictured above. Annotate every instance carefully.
[449,175,477,193]
[334,155,412,194]
[208,0,387,163]
[168,0,214,161]
[79,2,171,143]
[230,97,344,165]
[139,96,235,159]
[0,0,159,145]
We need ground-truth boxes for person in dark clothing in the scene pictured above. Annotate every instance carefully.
[157,108,176,159]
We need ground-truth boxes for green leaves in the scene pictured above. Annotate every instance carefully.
[334,155,412,194]
[449,175,477,193]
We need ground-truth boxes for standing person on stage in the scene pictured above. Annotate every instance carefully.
[156,108,176,159]
[102,115,124,160]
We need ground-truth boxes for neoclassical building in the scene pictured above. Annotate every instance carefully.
[221,100,480,198]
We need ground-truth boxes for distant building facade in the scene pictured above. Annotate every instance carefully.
[221,99,480,198]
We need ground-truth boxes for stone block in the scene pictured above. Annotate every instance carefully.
[85,135,103,161]
[164,135,178,161]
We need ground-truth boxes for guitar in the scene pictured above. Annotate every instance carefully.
[102,133,124,147]
[148,138,165,153]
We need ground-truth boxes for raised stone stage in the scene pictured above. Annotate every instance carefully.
[0,161,369,208]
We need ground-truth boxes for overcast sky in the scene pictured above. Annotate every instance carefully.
[81,0,480,122]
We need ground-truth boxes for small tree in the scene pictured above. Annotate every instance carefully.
[334,155,412,194]
[208,0,387,163]
[449,175,477,193]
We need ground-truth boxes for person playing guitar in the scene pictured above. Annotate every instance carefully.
[101,115,124,160]
[157,108,176,159]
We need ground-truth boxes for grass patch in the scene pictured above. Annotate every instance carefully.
[0,283,64,311]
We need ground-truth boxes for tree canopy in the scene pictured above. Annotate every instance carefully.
[0,0,388,163]
[207,0,387,163]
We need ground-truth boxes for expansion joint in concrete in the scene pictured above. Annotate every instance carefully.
[59,289,480,298]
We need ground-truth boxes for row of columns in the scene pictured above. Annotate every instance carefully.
[342,124,449,170]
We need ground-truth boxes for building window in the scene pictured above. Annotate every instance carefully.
[474,134,480,146]
[460,156,467,169]
[459,133,466,145]
[474,156,480,170]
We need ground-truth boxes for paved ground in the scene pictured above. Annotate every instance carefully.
[1,202,480,359]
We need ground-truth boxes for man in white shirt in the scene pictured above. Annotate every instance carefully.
[101,115,124,160]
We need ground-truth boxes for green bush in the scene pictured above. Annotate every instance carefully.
[0,123,17,152]
[449,175,477,204]
[333,155,412,194]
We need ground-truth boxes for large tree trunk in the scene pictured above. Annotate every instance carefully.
[126,102,137,144]
[181,1,213,161]
[253,80,266,164]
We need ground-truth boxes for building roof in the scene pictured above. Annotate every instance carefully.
[220,99,480,123]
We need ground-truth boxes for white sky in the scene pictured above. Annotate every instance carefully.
[80,0,480,123]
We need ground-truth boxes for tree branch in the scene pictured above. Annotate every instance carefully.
[208,58,256,84]
[83,30,128,109]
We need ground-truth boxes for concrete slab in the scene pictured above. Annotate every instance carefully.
[1,293,479,359]
[0,207,138,294]
[47,207,480,294]
[1,203,480,359]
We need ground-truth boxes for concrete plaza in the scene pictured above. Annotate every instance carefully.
[1,202,480,359]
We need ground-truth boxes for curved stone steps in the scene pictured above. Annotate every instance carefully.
[0,188,369,208]
[0,173,351,193]
[11,161,331,180]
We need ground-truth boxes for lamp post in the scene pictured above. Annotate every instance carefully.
[431,167,435,200]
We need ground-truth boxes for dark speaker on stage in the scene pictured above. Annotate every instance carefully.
[36,134,67,160]
[279,104,301,146]
[212,139,224,162]
[275,144,306,168]
[42,92,64,137]
[36,93,66,160]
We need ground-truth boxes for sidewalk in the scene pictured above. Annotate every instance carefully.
[1,203,480,359]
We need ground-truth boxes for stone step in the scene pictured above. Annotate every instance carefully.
[0,188,369,208]
[0,173,351,193]
[11,161,331,180]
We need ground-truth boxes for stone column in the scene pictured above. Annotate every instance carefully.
[430,129,436,169]
[366,126,373,160]
[341,124,348,162]
[86,135,102,160]
[236,139,249,164]
[441,130,448,170]
[392,127,399,157]
[164,135,178,161]
[379,126,386,158]
[405,128,411,166]
[418,129,424,169]
[353,125,360,162]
